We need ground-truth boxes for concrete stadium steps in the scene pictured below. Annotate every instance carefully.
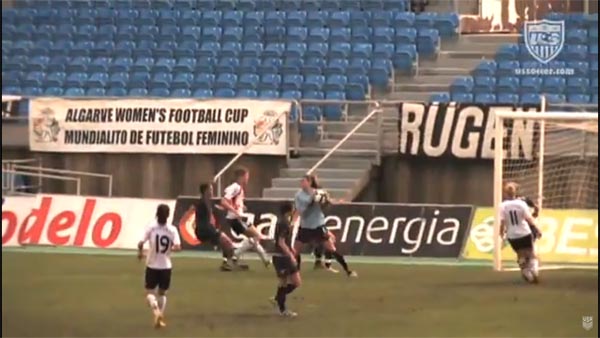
[323,121,379,134]
[323,131,378,142]
[262,156,374,200]
[263,187,351,200]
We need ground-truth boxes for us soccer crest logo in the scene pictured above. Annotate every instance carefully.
[524,19,565,64]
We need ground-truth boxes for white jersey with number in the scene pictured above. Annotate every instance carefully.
[141,222,181,270]
[223,182,245,219]
[500,199,533,239]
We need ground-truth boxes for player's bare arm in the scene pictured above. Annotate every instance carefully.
[137,240,145,261]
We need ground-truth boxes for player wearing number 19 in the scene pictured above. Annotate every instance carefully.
[500,183,542,284]
[137,204,181,329]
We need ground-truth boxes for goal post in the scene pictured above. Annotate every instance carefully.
[493,110,599,271]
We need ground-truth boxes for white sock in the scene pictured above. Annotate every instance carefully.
[253,240,269,264]
[530,258,539,274]
[234,238,254,257]
[158,295,167,314]
[146,294,160,315]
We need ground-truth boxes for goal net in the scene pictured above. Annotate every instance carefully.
[493,111,599,271]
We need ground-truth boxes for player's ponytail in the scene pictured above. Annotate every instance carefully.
[504,182,518,199]
[308,174,320,189]
[156,204,170,225]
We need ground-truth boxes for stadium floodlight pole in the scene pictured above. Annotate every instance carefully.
[212,100,295,198]
[307,102,382,175]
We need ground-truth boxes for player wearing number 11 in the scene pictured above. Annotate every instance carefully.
[137,204,181,329]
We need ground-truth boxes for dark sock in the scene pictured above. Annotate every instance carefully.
[314,246,323,261]
[284,283,297,294]
[330,251,350,273]
[324,251,333,268]
[275,286,287,312]
[296,254,302,271]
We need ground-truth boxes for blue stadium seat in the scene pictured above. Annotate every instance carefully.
[86,87,106,96]
[264,43,285,58]
[393,44,417,71]
[497,93,519,104]
[564,45,588,61]
[238,73,259,90]
[236,89,258,98]
[429,92,450,103]
[285,43,307,59]
[214,73,236,90]
[108,72,129,88]
[87,73,108,88]
[497,76,519,93]
[545,94,566,104]
[44,87,64,96]
[308,27,330,43]
[497,61,519,76]
[415,12,435,29]
[329,11,349,28]
[171,88,192,97]
[568,61,590,76]
[307,42,328,58]
[350,11,370,27]
[373,43,394,59]
[471,60,497,76]
[259,89,279,99]
[2,86,22,95]
[324,74,347,91]
[302,74,325,91]
[325,58,348,75]
[244,11,264,26]
[323,91,346,120]
[496,44,519,61]
[352,27,372,43]
[65,72,88,87]
[306,11,328,28]
[450,76,474,93]
[216,57,238,73]
[435,13,459,37]
[172,73,193,90]
[202,11,222,27]
[520,93,541,105]
[373,27,394,43]
[64,87,85,96]
[475,93,496,104]
[593,94,599,104]
[44,72,66,87]
[202,26,222,42]
[330,27,351,43]
[567,77,590,94]
[566,29,588,44]
[237,57,259,73]
[288,27,308,42]
[346,82,367,100]
[568,94,590,103]
[520,77,542,93]
[416,29,439,56]
[223,11,243,27]
[590,44,598,61]
[321,0,341,11]
[330,43,351,59]
[394,12,415,27]
[282,74,303,91]
[150,73,171,89]
[222,27,243,43]
[351,43,373,59]
[106,87,127,96]
[193,73,215,90]
[395,28,417,44]
[592,78,599,92]
[221,42,242,58]
[473,76,496,93]
[543,77,567,94]
[258,57,282,74]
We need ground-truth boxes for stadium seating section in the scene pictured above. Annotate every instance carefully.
[2,0,460,122]
[431,13,599,105]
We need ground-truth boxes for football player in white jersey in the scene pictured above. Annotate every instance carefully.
[500,182,542,284]
[220,167,270,268]
[137,204,181,329]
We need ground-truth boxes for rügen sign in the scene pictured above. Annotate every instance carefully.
[398,103,541,160]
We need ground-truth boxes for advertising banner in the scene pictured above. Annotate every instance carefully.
[1,195,175,249]
[464,207,598,264]
[29,98,289,155]
[173,198,474,258]
[398,103,541,160]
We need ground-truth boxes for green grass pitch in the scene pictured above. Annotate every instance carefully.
[2,249,598,338]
